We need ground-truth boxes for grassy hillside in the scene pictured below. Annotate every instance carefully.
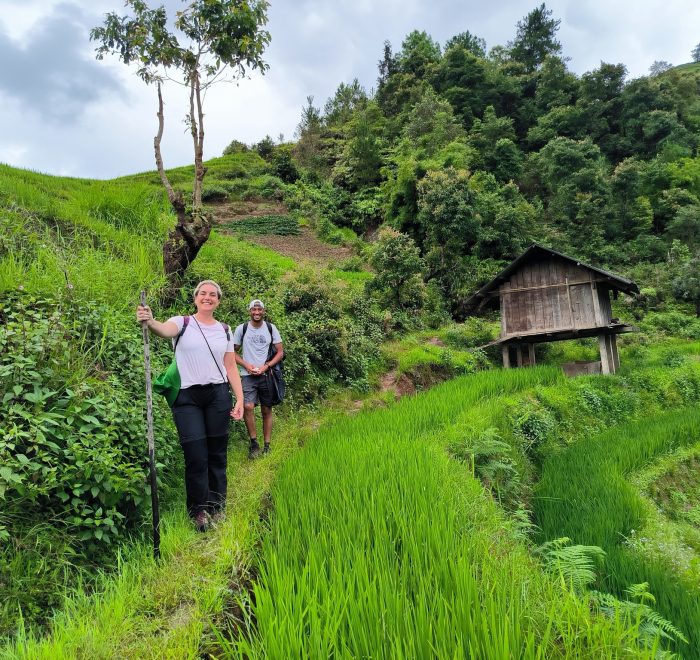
[0,155,386,639]
[3,151,700,657]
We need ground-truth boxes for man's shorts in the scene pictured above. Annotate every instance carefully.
[241,374,276,407]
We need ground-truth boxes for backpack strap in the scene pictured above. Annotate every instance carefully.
[173,315,189,351]
[221,322,230,342]
[239,321,249,344]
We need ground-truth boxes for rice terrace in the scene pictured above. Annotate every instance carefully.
[2,1,700,658]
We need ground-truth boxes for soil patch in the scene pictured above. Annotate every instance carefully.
[379,370,417,400]
[209,199,353,265]
[210,199,288,222]
[240,227,353,264]
[379,364,454,401]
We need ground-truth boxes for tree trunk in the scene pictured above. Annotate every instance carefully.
[155,80,211,298]
[192,70,207,208]
[162,210,212,299]
[154,83,186,222]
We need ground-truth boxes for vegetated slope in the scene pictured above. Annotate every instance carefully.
[535,409,700,658]
[220,367,650,658]
[0,154,383,640]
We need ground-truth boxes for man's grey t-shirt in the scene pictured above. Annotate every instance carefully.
[233,322,282,376]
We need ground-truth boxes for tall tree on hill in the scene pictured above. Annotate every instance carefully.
[294,96,325,179]
[431,45,490,127]
[508,3,562,73]
[377,40,398,91]
[324,80,368,127]
[692,43,700,63]
[91,0,270,293]
[579,62,628,161]
[444,31,487,58]
[398,30,442,78]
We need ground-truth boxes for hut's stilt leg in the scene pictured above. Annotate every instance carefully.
[609,335,620,373]
[598,334,611,374]
[516,345,523,367]
[502,345,510,369]
[528,343,536,366]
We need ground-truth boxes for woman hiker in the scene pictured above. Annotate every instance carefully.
[136,280,244,532]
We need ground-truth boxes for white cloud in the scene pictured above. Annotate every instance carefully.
[1,0,699,178]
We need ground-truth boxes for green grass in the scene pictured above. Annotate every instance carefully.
[0,164,168,304]
[674,61,700,74]
[328,269,372,285]
[627,443,700,587]
[381,334,489,380]
[220,367,650,658]
[534,409,700,657]
[224,214,300,236]
[2,421,307,659]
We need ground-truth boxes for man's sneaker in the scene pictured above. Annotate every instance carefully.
[262,443,270,455]
[194,510,210,533]
[210,509,226,525]
[249,440,261,459]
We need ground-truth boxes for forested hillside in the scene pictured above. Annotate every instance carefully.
[239,3,700,322]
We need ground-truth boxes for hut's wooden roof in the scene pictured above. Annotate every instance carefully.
[464,244,639,313]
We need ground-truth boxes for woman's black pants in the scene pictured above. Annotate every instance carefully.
[171,383,231,516]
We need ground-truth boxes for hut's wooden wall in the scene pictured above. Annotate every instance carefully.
[500,257,612,337]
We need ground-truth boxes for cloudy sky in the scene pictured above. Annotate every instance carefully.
[1,0,699,179]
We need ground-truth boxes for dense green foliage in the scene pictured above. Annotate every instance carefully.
[278,4,700,319]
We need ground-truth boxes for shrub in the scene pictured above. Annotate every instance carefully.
[272,146,300,184]
[365,227,426,315]
[336,256,364,272]
[443,318,498,349]
[244,175,285,201]
[201,185,229,202]
[511,399,557,461]
[279,270,383,398]
[641,311,700,338]
[0,293,178,551]
[222,139,249,155]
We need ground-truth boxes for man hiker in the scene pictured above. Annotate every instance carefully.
[233,299,284,457]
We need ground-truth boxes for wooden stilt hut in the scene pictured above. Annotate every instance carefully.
[464,245,639,374]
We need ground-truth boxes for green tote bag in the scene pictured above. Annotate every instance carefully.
[153,358,181,407]
[152,317,189,407]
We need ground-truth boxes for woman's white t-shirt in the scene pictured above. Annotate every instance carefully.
[168,316,235,389]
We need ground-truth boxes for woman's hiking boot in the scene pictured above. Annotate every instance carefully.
[194,510,210,533]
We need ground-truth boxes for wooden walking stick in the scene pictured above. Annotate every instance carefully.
[140,291,161,559]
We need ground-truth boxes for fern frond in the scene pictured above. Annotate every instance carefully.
[626,582,656,604]
[535,537,605,591]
